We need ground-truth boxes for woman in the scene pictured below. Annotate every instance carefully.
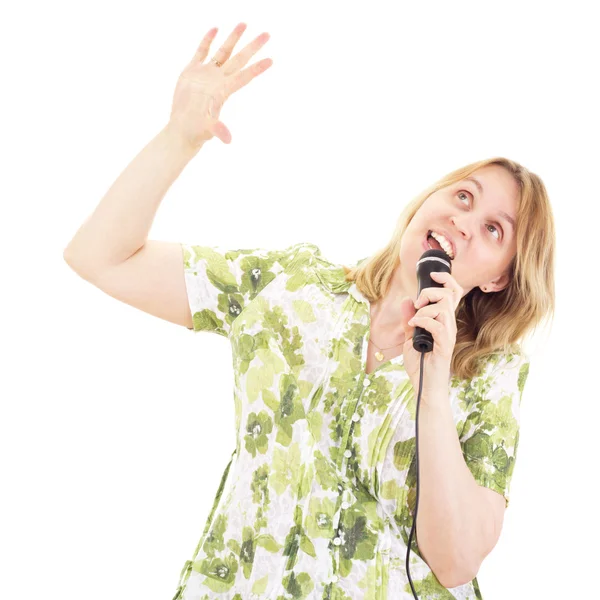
[63,22,556,600]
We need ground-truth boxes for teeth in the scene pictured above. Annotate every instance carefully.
[430,231,455,258]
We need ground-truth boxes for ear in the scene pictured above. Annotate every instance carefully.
[481,271,511,293]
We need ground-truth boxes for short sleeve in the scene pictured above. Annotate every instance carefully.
[459,351,531,508]
[181,241,320,338]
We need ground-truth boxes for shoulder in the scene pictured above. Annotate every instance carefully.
[450,346,530,393]
[477,347,531,404]
[487,347,530,381]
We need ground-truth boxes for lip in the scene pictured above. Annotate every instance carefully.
[426,228,456,259]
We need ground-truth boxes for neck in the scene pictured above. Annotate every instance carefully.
[371,265,414,329]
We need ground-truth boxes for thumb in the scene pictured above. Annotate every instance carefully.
[211,120,232,144]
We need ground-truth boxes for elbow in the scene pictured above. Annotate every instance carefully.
[63,251,84,276]
[419,537,477,589]
[63,247,81,269]
[63,248,94,277]
[436,558,477,590]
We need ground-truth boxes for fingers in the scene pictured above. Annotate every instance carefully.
[190,27,219,64]
[187,23,273,97]
[189,22,247,67]
[224,31,271,76]
[211,22,248,66]
[430,271,463,295]
[414,289,446,309]
[409,299,456,339]
[412,290,456,325]
[411,279,459,333]
[408,315,444,337]
[414,272,463,308]
[226,58,273,96]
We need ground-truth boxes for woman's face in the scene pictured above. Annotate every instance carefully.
[403,164,520,297]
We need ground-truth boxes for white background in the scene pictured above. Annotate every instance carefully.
[2,1,598,599]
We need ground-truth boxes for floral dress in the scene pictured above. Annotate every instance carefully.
[173,241,530,600]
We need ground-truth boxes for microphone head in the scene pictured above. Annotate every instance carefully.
[420,247,453,262]
[416,248,453,276]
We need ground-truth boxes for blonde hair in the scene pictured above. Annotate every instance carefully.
[342,157,556,381]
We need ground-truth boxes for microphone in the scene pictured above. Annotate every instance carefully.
[413,248,453,352]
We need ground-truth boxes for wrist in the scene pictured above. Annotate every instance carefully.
[419,383,450,410]
[162,122,205,158]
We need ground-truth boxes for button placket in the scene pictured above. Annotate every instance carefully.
[330,364,372,565]
[331,473,357,549]
[336,376,370,471]
[331,482,343,530]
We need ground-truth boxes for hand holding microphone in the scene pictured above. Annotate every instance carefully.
[398,249,461,404]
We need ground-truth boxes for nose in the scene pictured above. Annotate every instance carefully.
[450,216,473,240]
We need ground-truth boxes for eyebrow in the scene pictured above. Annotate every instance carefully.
[463,176,516,234]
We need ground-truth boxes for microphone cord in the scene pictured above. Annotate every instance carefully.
[406,349,425,599]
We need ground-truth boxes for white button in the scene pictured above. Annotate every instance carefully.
[351,413,360,422]
[330,575,339,583]
[343,449,352,458]
[363,378,371,387]
[341,501,350,509]
[333,537,342,545]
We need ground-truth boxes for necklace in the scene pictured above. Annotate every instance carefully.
[369,336,404,362]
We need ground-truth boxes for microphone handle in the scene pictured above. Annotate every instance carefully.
[412,278,446,353]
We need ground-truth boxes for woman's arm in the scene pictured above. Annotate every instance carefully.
[63,125,201,273]
[64,21,273,274]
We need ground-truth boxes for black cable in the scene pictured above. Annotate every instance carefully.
[406,350,425,598]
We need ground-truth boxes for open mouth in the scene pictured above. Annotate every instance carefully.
[426,230,454,258]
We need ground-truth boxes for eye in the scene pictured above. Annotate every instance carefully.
[457,191,502,241]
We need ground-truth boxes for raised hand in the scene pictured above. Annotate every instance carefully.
[167,22,273,148]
